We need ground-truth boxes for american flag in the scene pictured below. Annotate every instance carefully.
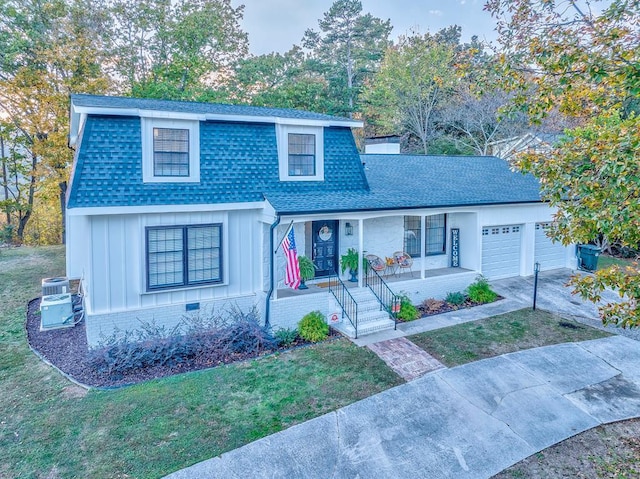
[282,227,301,289]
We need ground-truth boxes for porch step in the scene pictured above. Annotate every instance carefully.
[332,287,396,338]
[333,317,396,338]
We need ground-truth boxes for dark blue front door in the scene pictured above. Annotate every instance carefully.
[312,220,338,277]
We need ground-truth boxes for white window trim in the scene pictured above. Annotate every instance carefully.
[276,124,324,181]
[141,117,200,183]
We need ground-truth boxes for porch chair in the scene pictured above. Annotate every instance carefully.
[365,254,386,276]
[393,251,414,277]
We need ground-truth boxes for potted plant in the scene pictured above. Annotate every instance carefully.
[298,255,316,290]
[340,248,360,282]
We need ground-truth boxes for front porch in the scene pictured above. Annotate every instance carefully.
[276,267,474,299]
[269,267,478,338]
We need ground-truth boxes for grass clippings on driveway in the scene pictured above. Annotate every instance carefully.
[493,418,640,479]
[409,308,612,367]
[0,246,403,479]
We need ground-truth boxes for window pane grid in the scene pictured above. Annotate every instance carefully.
[147,225,222,290]
[148,228,184,288]
[404,216,422,257]
[288,133,315,176]
[426,214,446,255]
[153,128,189,177]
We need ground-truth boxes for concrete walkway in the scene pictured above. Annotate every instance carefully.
[165,269,640,479]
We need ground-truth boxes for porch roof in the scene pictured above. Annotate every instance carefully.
[265,154,543,215]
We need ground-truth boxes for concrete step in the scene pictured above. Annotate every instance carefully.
[358,309,392,324]
[333,317,396,338]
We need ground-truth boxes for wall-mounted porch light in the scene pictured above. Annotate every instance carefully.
[345,222,353,236]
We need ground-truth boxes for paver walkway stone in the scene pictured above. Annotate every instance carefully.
[367,337,445,381]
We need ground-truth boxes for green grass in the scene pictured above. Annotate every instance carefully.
[0,246,403,479]
[598,254,637,270]
[409,308,612,367]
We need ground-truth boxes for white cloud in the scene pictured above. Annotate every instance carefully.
[428,9,443,16]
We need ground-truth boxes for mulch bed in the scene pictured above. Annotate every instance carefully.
[26,298,339,389]
[397,295,504,322]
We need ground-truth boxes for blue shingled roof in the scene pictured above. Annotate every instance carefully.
[264,154,543,214]
[71,94,356,123]
[67,116,368,208]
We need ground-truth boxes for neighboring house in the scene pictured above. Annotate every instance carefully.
[489,132,560,160]
[66,94,575,345]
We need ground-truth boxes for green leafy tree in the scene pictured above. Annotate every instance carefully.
[230,47,333,112]
[486,0,640,327]
[107,0,248,100]
[302,0,392,117]
[364,33,456,153]
[0,0,110,243]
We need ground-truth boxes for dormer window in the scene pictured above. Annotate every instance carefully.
[288,133,316,176]
[142,118,200,183]
[277,125,324,181]
[153,128,190,177]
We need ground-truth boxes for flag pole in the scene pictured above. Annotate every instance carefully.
[273,220,294,254]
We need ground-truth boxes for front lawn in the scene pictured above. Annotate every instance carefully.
[598,254,637,270]
[0,246,403,479]
[409,308,612,367]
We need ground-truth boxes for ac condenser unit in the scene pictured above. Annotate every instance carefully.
[42,277,70,296]
[40,293,73,330]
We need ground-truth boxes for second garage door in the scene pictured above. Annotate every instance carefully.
[482,224,522,279]
[534,222,567,271]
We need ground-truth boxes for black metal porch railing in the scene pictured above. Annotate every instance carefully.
[327,273,359,338]
[365,265,399,330]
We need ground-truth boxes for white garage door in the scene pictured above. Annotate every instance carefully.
[534,222,567,271]
[482,225,522,279]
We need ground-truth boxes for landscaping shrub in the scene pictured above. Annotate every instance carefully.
[89,305,278,377]
[467,276,498,304]
[445,291,466,306]
[298,311,329,342]
[397,294,419,321]
[274,328,299,347]
[421,298,446,314]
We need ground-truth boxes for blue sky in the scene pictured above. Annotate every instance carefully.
[233,0,499,55]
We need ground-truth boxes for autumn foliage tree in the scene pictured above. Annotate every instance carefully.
[486,0,640,327]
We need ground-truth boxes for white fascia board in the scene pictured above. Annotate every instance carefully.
[70,104,363,128]
[67,201,266,216]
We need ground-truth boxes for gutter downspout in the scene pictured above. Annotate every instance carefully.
[265,215,281,329]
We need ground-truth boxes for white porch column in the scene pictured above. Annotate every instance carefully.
[420,214,426,279]
[358,218,364,288]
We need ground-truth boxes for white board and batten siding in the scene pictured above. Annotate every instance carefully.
[534,222,569,271]
[481,224,523,280]
[87,209,263,313]
[80,209,264,345]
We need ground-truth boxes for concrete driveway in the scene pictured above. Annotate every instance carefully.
[165,269,640,479]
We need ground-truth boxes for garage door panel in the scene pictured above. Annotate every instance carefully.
[482,225,522,280]
[534,223,567,271]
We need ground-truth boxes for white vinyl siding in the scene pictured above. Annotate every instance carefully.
[482,224,522,279]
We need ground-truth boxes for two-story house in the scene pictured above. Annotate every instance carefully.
[66,94,575,345]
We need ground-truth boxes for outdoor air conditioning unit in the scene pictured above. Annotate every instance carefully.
[42,277,69,296]
[40,293,73,330]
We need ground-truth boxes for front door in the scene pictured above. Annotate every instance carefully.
[312,220,338,277]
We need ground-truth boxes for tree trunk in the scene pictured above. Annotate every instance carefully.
[1,136,10,225]
[16,153,37,243]
[59,181,67,244]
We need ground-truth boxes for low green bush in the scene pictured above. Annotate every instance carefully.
[467,276,498,304]
[274,328,299,347]
[397,294,419,321]
[445,291,466,306]
[298,311,329,342]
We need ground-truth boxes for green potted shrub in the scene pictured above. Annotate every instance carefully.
[298,255,316,290]
[340,247,359,282]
